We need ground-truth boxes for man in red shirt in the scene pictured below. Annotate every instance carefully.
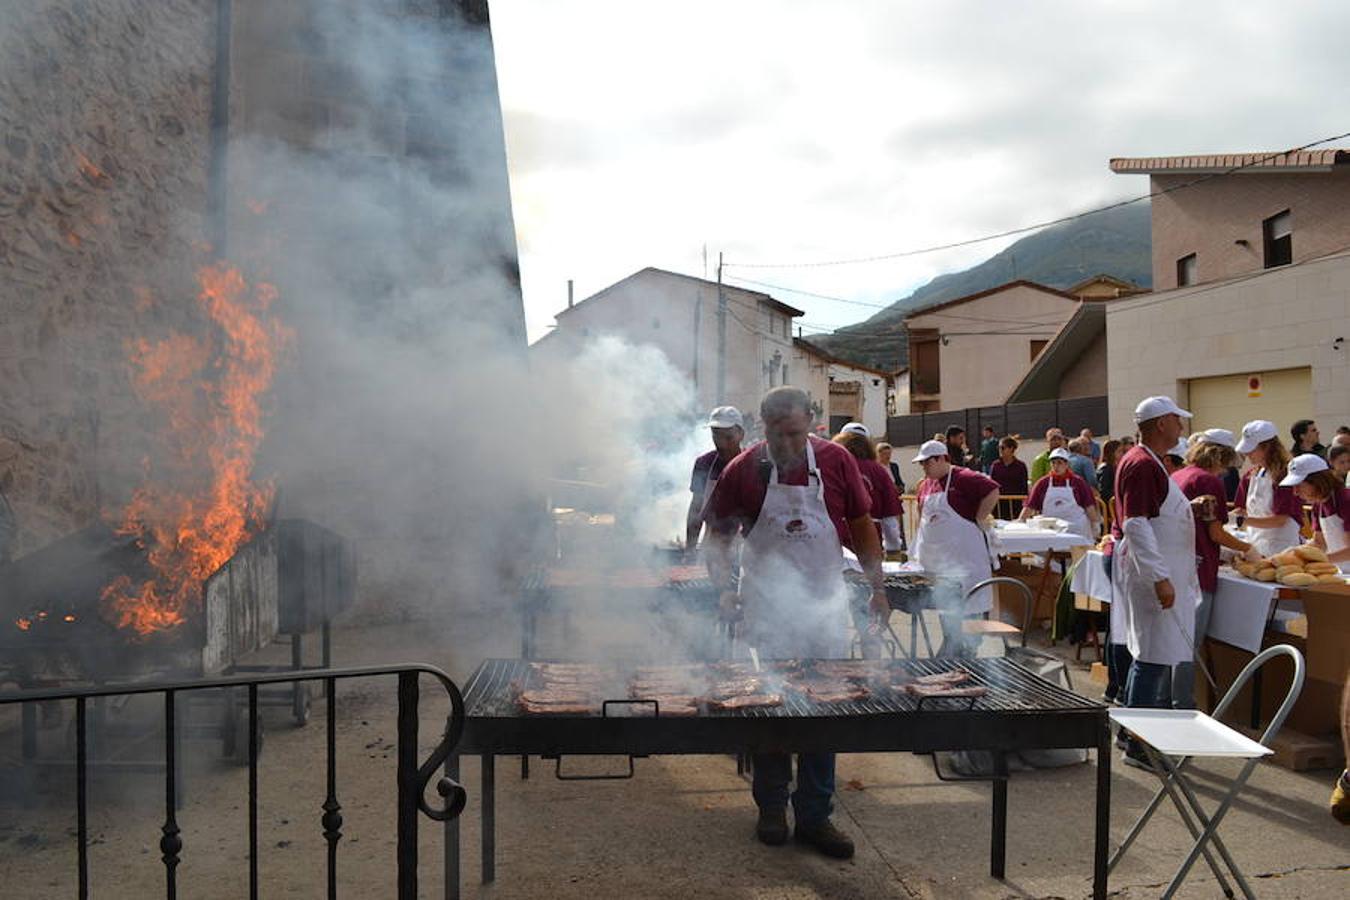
[705,387,886,859]
[684,405,744,555]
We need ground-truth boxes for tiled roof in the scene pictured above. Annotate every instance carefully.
[1110,149,1350,174]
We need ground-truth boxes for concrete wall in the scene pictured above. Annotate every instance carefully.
[1058,329,1109,398]
[827,361,891,437]
[1106,250,1350,437]
[905,284,1079,411]
[1148,170,1350,289]
[0,0,215,552]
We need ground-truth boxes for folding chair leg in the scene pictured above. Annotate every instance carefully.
[1147,754,1238,899]
[1162,758,1263,900]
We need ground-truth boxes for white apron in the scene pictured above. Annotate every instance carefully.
[1112,449,1202,665]
[1318,508,1350,573]
[1042,479,1093,541]
[912,469,994,615]
[1244,468,1300,558]
[738,439,850,658]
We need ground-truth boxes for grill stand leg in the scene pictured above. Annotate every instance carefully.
[482,754,496,884]
[446,753,460,900]
[989,752,1007,878]
[1094,721,1111,900]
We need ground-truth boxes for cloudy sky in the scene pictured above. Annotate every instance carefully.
[489,1,1349,342]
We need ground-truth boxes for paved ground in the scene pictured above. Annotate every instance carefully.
[1,609,1346,898]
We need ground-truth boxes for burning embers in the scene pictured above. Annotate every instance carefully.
[100,263,291,636]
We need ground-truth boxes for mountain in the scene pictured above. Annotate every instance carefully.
[806,202,1152,371]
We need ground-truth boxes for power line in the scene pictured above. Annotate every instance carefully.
[722,130,1350,270]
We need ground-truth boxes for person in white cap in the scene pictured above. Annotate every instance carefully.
[1162,438,1188,475]
[1170,429,1259,708]
[831,429,903,559]
[840,422,869,438]
[1111,396,1202,764]
[1281,453,1350,572]
[1018,447,1099,540]
[910,438,1001,656]
[1233,420,1302,558]
[684,405,745,555]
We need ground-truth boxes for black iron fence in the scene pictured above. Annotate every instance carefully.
[0,664,467,900]
[887,396,1109,448]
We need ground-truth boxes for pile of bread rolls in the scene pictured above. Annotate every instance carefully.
[1233,545,1342,586]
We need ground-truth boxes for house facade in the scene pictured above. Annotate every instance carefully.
[903,281,1082,413]
[1106,150,1350,436]
[791,338,907,437]
[534,268,806,429]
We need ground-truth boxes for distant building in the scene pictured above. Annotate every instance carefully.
[903,281,1083,413]
[1106,149,1350,435]
[531,268,806,428]
[791,338,907,437]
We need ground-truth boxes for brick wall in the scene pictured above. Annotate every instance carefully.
[0,0,214,552]
[1149,170,1350,289]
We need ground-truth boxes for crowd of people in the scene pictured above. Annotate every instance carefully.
[683,390,1350,835]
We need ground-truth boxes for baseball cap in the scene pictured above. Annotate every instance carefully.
[1235,420,1277,454]
[1198,428,1236,449]
[1167,439,1188,459]
[841,422,869,437]
[1133,395,1192,424]
[1279,453,1330,487]
[707,406,743,429]
[912,439,948,463]
[1048,447,1072,461]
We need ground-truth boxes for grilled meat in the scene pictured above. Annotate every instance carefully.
[912,669,971,686]
[903,683,987,698]
[707,693,783,711]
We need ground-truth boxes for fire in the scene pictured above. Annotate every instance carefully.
[101,263,291,636]
[15,618,32,631]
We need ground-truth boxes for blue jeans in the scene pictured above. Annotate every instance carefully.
[1125,660,1171,709]
[752,752,835,825]
[1172,589,1214,710]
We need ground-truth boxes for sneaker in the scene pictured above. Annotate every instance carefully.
[1332,771,1350,825]
[755,807,788,845]
[794,817,855,859]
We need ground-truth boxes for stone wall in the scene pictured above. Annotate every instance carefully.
[0,1,215,553]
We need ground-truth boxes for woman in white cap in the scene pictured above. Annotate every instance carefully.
[1170,429,1259,708]
[831,429,903,556]
[1233,420,1302,558]
[1019,446,1099,540]
[1111,396,1202,762]
[910,439,1000,656]
[1281,454,1350,572]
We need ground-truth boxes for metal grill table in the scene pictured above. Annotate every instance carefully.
[447,657,1112,899]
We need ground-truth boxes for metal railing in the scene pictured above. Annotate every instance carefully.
[0,665,467,900]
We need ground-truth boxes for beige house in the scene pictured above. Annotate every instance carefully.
[532,268,806,428]
[904,281,1083,413]
[1106,150,1350,436]
[791,339,908,437]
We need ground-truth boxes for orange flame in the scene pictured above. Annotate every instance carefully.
[15,618,32,631]
[101,263,291,636]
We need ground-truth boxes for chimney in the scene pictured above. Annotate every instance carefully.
[567,279,574,308]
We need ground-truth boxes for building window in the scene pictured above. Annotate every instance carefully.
[1030,340,1049,362]
[1263,210,1292,268]
[1177,253,1197,286]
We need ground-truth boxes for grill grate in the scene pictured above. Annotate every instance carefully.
[463,657,1098,720]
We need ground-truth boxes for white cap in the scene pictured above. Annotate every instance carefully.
[1235,419,1277,454]
[1133,395,1192,424]
[1048,447,1073,462]
[841,422,869,437]
[1279,453,1330,486]
[707,405,743,429]
[1166,440,1188,459]
[912,439,948,463]
[1198,428,1236,449]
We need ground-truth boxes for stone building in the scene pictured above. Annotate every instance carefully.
[0,1,528,609]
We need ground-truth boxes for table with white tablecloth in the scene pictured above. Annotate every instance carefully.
[1069,550,1305,653]
[990,523,1094,557]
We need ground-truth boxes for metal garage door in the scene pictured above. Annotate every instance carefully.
[1184,367,1312,435]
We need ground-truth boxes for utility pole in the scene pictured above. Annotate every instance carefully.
[716,251,727,404]
[692,287,702,400]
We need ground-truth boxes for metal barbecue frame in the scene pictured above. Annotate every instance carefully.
[447,656,1112,900]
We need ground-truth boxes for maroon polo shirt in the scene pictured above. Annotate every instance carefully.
[1233,469,1304,526]
[1111,445,1169,539]
[1313,486,1350,534]
[707,436,871,548]
[1172,465,1229,593]
[857,458,901,519]
[1026,472,1094,512]
[915,466,998,523]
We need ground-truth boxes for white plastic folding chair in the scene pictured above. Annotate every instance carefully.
[1107,644,1306,900]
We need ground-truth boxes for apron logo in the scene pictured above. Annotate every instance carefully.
[785,519,806,534]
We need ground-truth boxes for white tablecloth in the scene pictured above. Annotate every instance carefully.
[992,524,1093,556]
[1069,550,1296,653]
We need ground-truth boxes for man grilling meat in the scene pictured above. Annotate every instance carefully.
[684,405,745,557]
[705,386,887,859]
